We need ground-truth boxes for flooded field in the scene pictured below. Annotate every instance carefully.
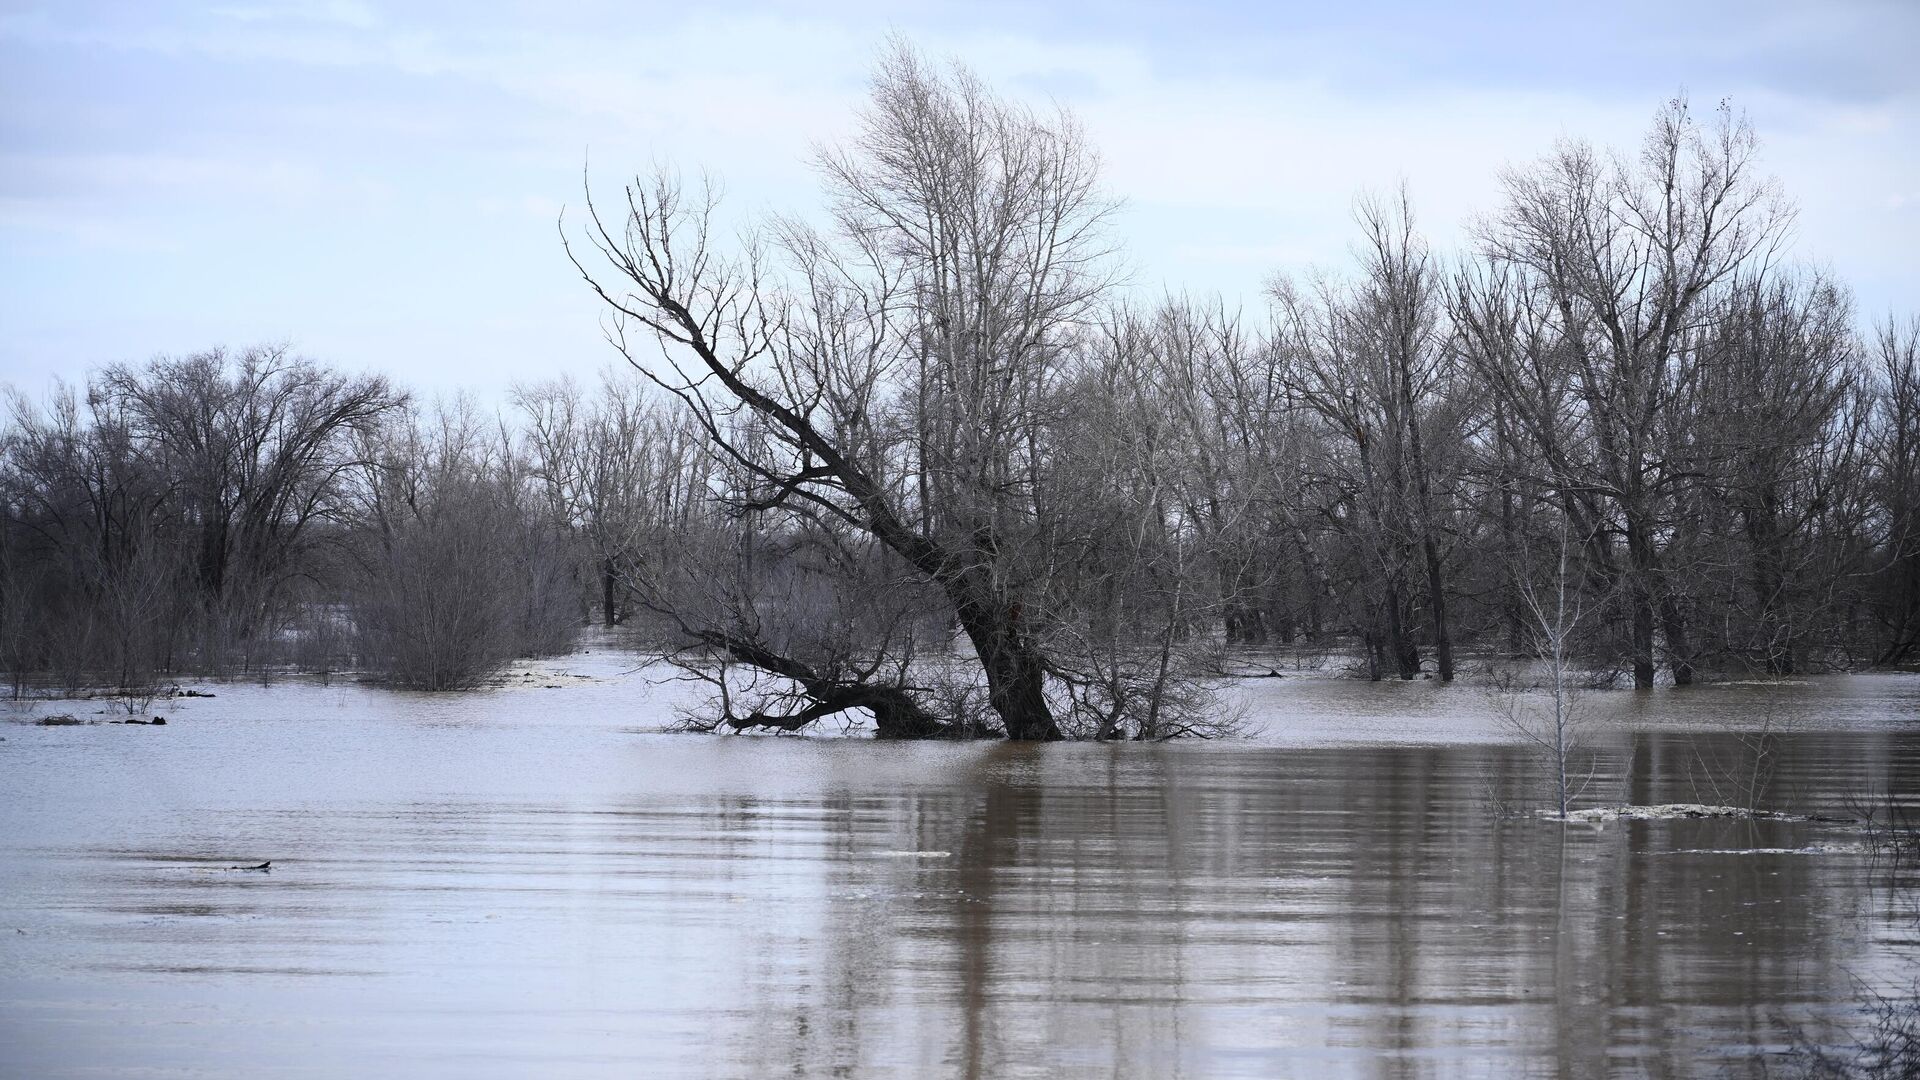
[2,653,1917,1078]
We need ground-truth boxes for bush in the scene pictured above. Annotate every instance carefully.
[349,407,580,690]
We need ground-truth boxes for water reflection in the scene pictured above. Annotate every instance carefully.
[2,675,1917,1077]
[631,737,1910,1078]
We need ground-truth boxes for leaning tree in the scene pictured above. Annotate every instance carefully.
[565,45,1132,740]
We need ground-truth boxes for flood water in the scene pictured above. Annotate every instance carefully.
[2,653,1917,1078]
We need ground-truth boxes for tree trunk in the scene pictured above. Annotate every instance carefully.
[1625,518,1661,690]
[1394,326,1452,682]
[1661,597,1696,687]
[953,593,1059,741]
[1631,589,1656,689]
[1384,577,1420,679]
[602,557,618,627]
[1421,536,1452,681]
[1495,406,1524,656]
[1501,490,1523,655]
[1744,504,1792,674]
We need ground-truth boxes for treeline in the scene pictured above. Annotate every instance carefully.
[3,49,1916,739]
[562,48,1920,738]
[0,352,699,691]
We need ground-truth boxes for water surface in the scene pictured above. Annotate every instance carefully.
[2,658,1917,1077]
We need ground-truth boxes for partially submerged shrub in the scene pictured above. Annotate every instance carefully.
[349,405,580,690]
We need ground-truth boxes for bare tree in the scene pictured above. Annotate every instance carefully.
[1353,190,1460,681]
[1039,301,1246,738]
[565,44,1122,739]
[348,401,580,690]
[1268,192,1471,685]
[93,345,402,667]
[1690,273,1870,673]
[1868,318,1920,665]
[1494,517,1604,818]
[1473,98,1792,688]
[514,372,705,629]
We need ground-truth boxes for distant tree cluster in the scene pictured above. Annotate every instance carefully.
[0,346,401,690]
[0,351,655,692]
[2,49,1915,737]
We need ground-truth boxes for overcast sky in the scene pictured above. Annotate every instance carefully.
[3,0,1915,398]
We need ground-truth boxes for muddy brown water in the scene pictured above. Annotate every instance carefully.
[2,657,1917,1078]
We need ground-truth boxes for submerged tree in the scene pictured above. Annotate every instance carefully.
[1868,318,1920,666]
[511,372,701,628]
[1689,273,1871,674]
[1470,99,1793,688]
[567,44,1150,739]
[347,401,581,690]
[0,347,401,686]
[1492,517,1608,818]
[1270,190,1467,682]
[92,346,401,662]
